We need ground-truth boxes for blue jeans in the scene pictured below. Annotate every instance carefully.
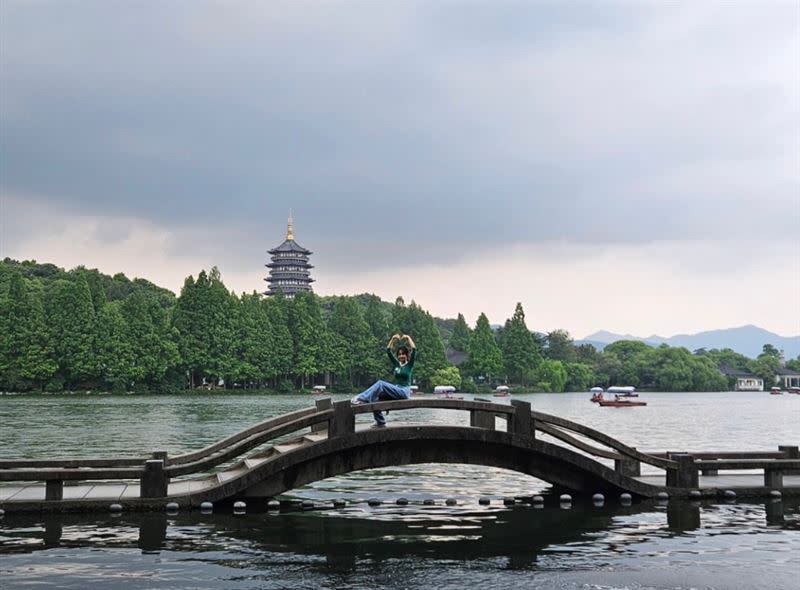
[355,380,411,425]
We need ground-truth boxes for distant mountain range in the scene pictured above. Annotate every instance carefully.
[576,325,800,360]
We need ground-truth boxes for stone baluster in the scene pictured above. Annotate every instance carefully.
[312,398,333,433]
[329,400,355,438]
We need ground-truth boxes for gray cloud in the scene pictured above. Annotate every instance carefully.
[2,0,798,272]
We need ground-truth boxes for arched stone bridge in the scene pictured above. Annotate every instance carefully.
[1,398,798,512]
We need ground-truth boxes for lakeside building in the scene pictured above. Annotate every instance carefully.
[264,213,314,298]
[719,365,764,391]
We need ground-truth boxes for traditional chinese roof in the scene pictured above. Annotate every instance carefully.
[268,239,312,255]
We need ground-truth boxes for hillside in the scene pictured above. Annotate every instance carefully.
[581,325,800,360]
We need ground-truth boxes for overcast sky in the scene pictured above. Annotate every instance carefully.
[1,0,798,338]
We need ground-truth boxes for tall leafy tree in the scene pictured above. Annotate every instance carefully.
[288,292,323,387]
[45,277,100,386]
[0,273,56,390]
[535,359,568,392]
[264,295,294,382]
[173,274,210,387]
[467,313,503,381]
[96,302,136,391]
[236,293,275,385]
[121,292,180,385]
[502,303,541,384]
[328,297,378,386]
[545,329,576,363]
[449,313,471,352]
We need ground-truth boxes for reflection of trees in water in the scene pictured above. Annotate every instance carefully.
[1,499,797,569]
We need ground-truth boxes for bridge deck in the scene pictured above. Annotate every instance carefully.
[1,404,797,513]
[2,474,799,504]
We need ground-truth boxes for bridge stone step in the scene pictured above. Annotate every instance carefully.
[272,442,307,454]
[302,433,327,443]
[216,468,248,484]
[244,457,268,470]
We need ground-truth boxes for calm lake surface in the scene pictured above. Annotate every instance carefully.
[1,391,799,590]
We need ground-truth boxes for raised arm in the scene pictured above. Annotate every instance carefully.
[386,334,401,366]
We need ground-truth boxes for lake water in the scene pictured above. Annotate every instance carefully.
[1,391,799,590]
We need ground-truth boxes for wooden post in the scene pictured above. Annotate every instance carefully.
[666,453,698,488]
[45,479,63,501]
[779,445,800,475]
[509,400,532,439]
[312,398,332,433]
[141,459,168,498]
[329,400,355,438]
[764,466,784,489]
[151,450,168,465]
[470,410,495,430]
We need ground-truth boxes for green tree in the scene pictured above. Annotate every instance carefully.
[431,366,462,388]
[264,295,294,382]
[45,277,100,386]
[236,293,275,385]
[545,329,576,363]
[449,313,471,352]
[173,274,210,387]
[120,292,180,385]
[563,362,595,392]
[328,297,378,387]
[96,302,136,391]
[535,359,567,392]
[501,303,541,384]
[0,273,57,390]
[467,313,503,381]
[288,292,323,388]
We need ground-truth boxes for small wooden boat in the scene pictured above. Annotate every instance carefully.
[597,400,647,407]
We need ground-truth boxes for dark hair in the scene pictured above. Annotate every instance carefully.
[396,346,409,356]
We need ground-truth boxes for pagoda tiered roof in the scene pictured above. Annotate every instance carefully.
[268,239,312,255]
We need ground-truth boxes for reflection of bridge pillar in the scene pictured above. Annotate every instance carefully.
[43,518,63,547]
[765,499,784,525]
[138,514,168,552]
[667,502,700,532]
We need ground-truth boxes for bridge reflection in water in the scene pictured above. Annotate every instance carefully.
[1,398,798,513]
[1,498,795,561]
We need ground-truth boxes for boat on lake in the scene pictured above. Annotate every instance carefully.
[770,387,784,395]
[590,387,604,402]
[493,385,510,397]
[598,399,647,407]
[607,386,638,397]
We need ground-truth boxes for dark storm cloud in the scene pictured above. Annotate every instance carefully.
[2,1,798,271]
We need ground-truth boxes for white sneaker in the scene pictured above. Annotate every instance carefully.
[351,396,364,405]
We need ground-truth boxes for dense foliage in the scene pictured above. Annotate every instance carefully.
[0,259,794,393]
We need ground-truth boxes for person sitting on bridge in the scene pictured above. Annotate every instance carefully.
[352,333,416,428]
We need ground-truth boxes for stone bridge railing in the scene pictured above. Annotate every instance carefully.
[1,397,798,504]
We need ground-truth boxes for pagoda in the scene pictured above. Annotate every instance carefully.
[264,213,315,297]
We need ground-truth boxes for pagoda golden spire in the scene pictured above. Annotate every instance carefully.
[287,210,294,241]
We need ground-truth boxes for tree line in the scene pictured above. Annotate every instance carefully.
[1,259,796,394]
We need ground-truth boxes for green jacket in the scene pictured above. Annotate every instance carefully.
[387,347,416,387]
